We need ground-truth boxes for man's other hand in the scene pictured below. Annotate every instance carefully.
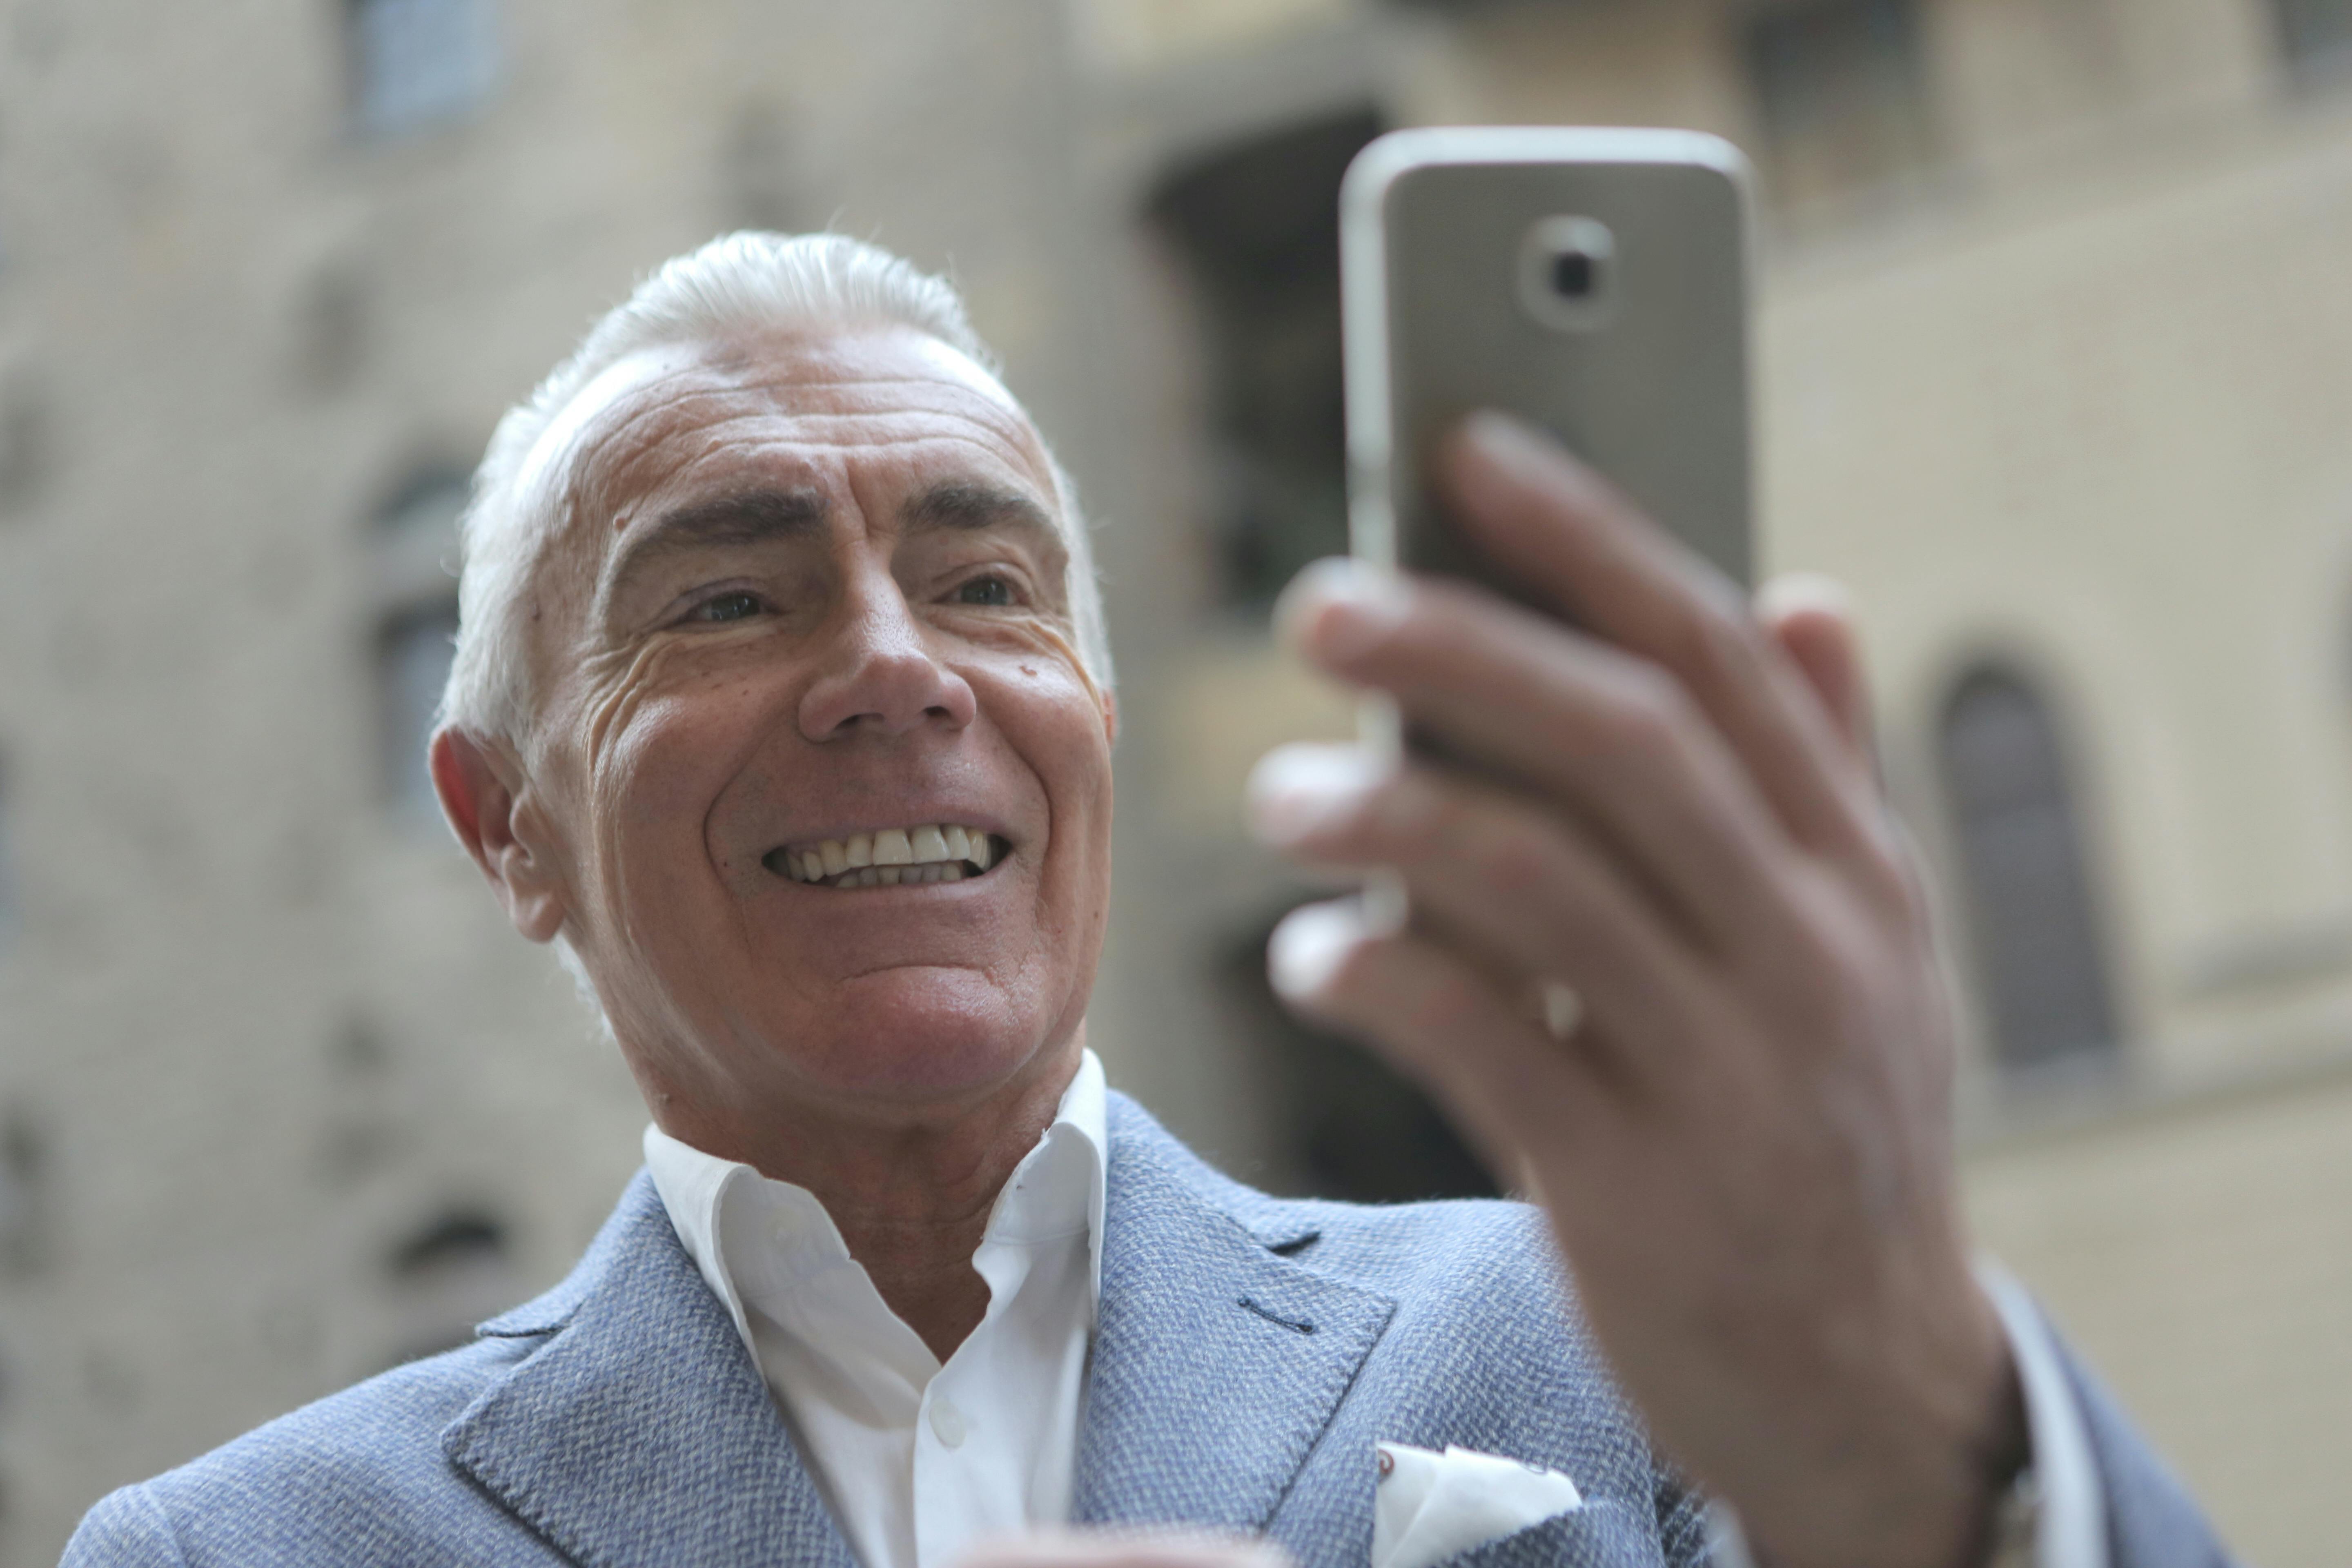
[1249,412,2025,1568]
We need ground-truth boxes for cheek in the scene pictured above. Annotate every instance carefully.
[588,662,787,893]
[984,664,1114,864]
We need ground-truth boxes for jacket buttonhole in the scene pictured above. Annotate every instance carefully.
[1238,1295,1316,1334]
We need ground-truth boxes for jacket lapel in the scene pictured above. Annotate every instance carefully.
[1074,1096,1398,1535]
[442,1173,858,1568]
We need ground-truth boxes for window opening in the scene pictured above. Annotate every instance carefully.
[0,751,16,946]
[386,1206,507,1282]
[348,0,500,139]
[370,471,467,825]
[0,1107,43,1278]
[2272,0,2352,77]
[1938,664,2120,1078]
[1744,0,1936,211]
[1218,902,1493,1203]
[1148,107,1383,608]
[383,1203,517,1365]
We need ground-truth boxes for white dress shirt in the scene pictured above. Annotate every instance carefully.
[645,1050,1107,1568]
[1980,1260,2107,1568]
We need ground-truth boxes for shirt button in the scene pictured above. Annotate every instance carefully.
[929,1397,967,1448]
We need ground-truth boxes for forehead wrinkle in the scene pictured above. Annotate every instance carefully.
[586,377,1034,516]
[552,336,1069,601]
[573,383,782,535]
[713,332,1048,464]
[542,326,1031,514]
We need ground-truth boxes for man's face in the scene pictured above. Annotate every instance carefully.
[509,327,1115,1126]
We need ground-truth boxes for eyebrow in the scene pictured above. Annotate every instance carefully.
[604,486,831,597]
[902,480,1059,543]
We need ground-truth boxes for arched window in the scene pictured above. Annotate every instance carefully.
[370,471,467,825]
[1938,664,2120,1077]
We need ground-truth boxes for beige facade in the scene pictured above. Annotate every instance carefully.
[0,0,2346,1562]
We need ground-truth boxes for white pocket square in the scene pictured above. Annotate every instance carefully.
[1372,1442,1584,1568]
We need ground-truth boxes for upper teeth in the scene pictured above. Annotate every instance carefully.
[775,824,996,886]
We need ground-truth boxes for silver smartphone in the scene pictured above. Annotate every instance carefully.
[1339,127,1756,624]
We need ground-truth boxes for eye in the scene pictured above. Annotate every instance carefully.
[688,591,764,624]
[955,575,1016,608]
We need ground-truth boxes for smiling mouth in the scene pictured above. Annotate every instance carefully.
[761,823,1009,890]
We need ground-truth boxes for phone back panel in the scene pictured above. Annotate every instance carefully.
[1342,128,1754,597]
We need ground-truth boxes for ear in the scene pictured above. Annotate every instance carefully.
[430,727,572,945]
[1099,686,1119,746]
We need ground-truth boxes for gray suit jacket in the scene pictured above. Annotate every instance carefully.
[65,1093,2230,1568]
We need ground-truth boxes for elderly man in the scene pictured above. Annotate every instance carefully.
[66,233,2230,1568]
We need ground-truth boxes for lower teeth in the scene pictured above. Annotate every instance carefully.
[819,860,982,889]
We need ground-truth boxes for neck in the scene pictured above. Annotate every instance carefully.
[650,1038,1085,1362]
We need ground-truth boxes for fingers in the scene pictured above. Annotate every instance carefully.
[1757,573,1872,768]
[1753,573,1920,913]
[1278,563,1793,953]
[1266,897,1599,1161]
[1249,743,1715,1087]
[1433,414,1881,864]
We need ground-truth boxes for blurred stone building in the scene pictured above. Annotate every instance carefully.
[0,0,2346,1562]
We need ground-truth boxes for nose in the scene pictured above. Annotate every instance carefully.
[798,579,978,742]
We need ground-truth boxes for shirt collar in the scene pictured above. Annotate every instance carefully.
[643,1048,1111,1341]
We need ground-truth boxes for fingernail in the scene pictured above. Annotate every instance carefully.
[1267,901,1366,1002]
[1755,570,1853,620]
[1459,409,1566,486]
[1245,744,1385,844]
[1273,557,1412,665]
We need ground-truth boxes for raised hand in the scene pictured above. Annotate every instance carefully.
[1248,413,2024,1568]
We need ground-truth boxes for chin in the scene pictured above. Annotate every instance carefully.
[776,964,1075,1106]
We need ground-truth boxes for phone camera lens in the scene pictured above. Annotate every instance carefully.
[1550,249,1597,300]
[1519,215,1615,331]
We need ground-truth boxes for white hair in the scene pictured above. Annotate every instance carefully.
[437,231,1113,746]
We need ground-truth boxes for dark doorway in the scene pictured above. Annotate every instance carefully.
[1218,904,1495,1203]
[1148,107,1383,608]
